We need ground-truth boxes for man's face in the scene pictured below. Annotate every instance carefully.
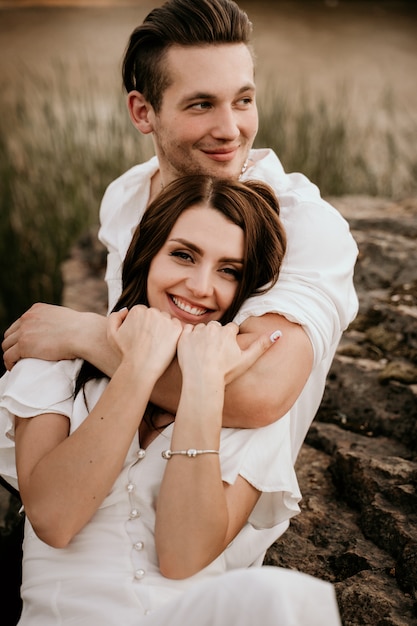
[148,43,258,183]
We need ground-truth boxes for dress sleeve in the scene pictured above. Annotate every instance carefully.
[0,359,82,491]
[218,414,301,530]
[0,358,82,440]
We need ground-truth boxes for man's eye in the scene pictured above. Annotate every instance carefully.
[191,102,212,110]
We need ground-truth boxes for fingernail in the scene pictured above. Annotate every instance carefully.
[119,307,128,312]
[269,330,282,343]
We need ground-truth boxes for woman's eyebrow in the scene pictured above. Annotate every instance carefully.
[169,238,243,264]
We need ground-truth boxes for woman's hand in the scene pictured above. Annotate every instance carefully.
[177,321,279,385]
[108,306,183,379]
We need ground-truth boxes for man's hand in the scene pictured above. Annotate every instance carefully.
[2,303,107,371]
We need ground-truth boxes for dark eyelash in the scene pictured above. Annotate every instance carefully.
[224,268,242,280]
[170,250,192,260]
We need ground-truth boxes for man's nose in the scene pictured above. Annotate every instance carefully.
[210,107,240,141]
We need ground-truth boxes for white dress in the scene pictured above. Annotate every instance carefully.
[0,359,341,625]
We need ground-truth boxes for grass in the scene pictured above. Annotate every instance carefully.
[255,83,417,198]
[0,65,416,356]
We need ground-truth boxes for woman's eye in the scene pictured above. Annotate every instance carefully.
[220,267,242,280]
[170,250,193,262]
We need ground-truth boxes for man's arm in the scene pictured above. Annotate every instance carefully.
[2,305,312,430]
[2,304,118,375]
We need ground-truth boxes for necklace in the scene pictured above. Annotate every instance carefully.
[239,159,249,180]
[159,158,249,190]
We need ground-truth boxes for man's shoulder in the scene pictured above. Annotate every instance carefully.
[104,156,159,198]
[248,148,346,222]
[248,148,319,201]
[99,157,159,229]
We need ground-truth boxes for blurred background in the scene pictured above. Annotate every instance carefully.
[0,0,416,370]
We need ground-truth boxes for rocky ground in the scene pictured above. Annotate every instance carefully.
[1,195,416,625]
[267,196,417,625]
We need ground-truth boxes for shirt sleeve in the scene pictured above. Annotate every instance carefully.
[98,159,159,312]
[234,199,359,367]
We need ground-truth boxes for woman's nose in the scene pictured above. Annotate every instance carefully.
[186,268,214,298]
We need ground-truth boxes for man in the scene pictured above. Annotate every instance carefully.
[2,0,357,564]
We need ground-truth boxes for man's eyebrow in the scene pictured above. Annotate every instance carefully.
[169,238,243,264]
[179,84,255,106]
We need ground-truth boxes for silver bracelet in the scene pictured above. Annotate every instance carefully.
[161,448,220,459]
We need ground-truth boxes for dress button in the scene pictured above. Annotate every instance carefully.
[127,483,135,493]
[134,569,146,580]
[129,509,140,519]
[137,448,146,459]
[134,541,144,551]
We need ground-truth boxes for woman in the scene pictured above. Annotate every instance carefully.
[0,176,341,625]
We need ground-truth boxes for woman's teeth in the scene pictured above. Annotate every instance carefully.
[171,296,207,316]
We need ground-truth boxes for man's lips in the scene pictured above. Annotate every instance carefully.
[201,148,239,162]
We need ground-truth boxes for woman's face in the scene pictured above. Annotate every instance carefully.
[147,204,244,325]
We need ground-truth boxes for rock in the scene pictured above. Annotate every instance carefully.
[266,195,417,624]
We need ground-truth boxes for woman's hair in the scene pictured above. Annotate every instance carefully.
[74,175,286,396]
[122,0,253,112]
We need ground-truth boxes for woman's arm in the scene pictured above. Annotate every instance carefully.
[3,305,312,429]
[15,307,182,548]
[155,323,273,579]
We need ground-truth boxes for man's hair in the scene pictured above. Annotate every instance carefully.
[122,0,253,111]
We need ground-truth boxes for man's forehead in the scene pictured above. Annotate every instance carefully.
[164,43,255,93]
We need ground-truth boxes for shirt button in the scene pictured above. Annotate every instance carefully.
[129,509,140,519]
[134,569,145,580]
[127,483,135,493]
[137,449,146,459]
[134,541,144,551]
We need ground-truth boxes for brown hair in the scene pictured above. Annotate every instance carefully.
[119,175,285,324]
[75,175,285,396]
[122,0,253,112]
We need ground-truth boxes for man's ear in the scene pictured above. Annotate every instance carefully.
[127,91,154,135]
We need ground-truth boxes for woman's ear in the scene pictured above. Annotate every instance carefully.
[127,91,154,135]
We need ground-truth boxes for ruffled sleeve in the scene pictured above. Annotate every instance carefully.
[218,414,301,530]
[0,359,83,490]
[0,358,82,440]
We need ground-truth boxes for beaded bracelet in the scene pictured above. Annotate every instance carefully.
[161,448,219,459]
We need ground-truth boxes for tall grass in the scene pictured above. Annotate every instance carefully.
[0,65,152,352]
[0,65,416,357]
[255,83,417,197]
